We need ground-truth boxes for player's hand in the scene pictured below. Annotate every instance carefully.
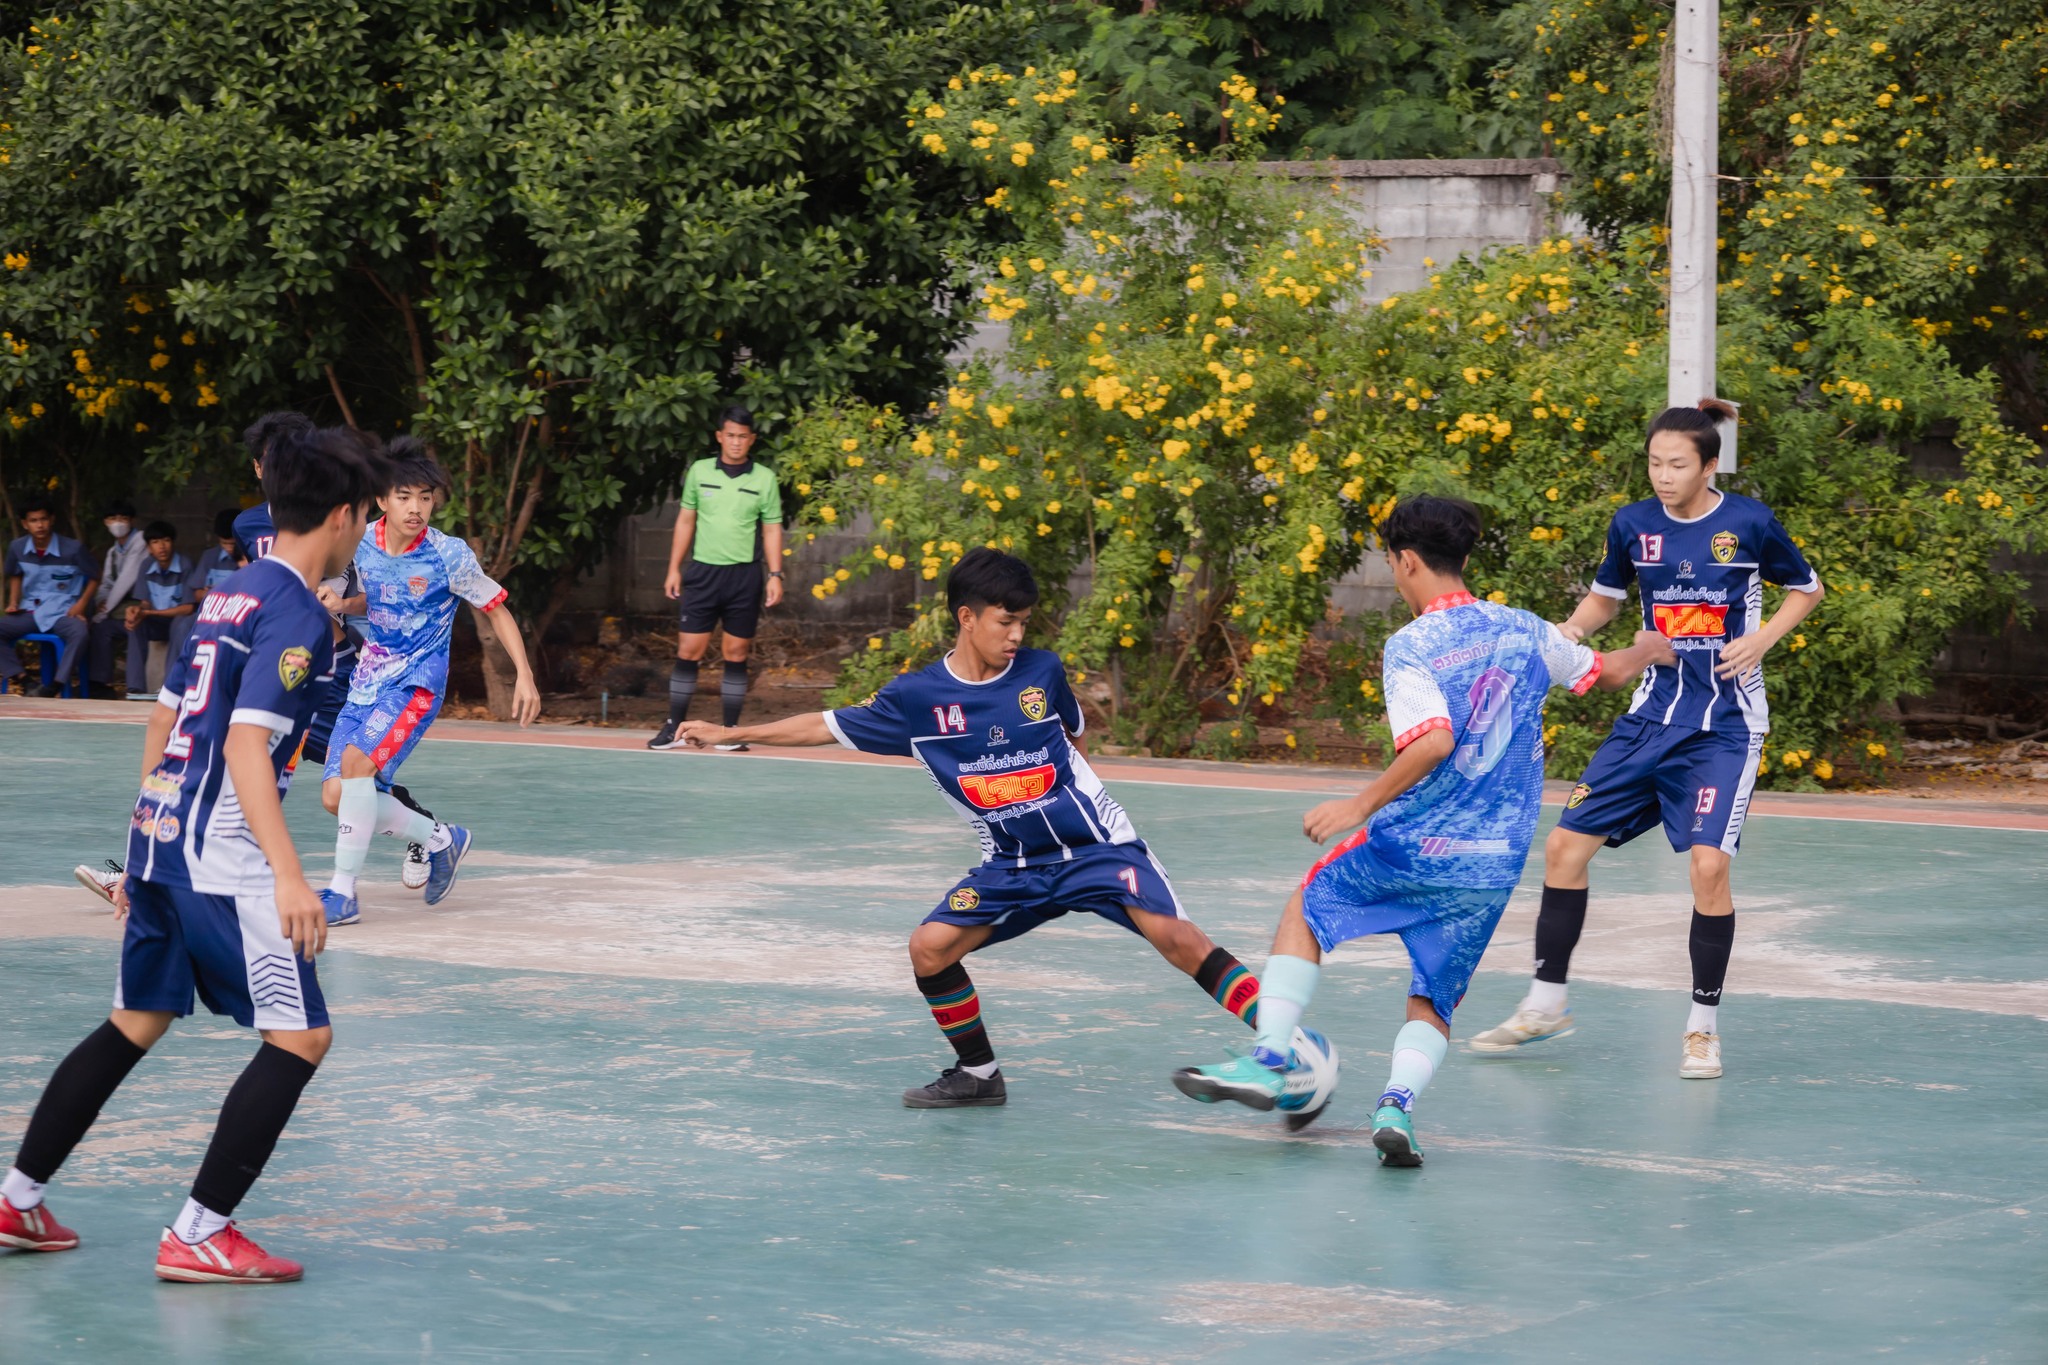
[675,720,726,749]
[315,583,346,614]
[663,568,683,600]
[1556,621,1587,643]
[123,605,143,629]
[276,878,327,960]
[511,674,542,727]
[1713,632,1770,680]
[764,574,783,609]
[112,876,132,923]
[1303,794,1370,845]
[1633,629,1679,669]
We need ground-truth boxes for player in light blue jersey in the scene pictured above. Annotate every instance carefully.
[1,428,390,1281]
[675,549,1270,1109]
[316,440,540,927]
[1172,497,1673,1165]
[1472,401,1824,1080]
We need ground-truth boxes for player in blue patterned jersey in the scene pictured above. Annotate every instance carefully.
[676,549,1270,1108]
[0,428,391,1281]
[1172,497,1674,1165]
[1472,402,1825,1081]
[315,440,541,928]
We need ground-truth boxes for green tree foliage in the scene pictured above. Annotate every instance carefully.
[1505,0,2048,426]
[0,1,1019,614]
[1040,1,1538,158]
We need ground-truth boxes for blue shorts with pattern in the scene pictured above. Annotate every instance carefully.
[924,842,1185,949]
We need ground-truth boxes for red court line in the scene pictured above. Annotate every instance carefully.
[6,698,2046,832]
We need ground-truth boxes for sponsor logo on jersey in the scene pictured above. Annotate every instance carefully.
[142,771,183,798]
[1653,602,1730,638]
[197,591,262,625]
[958,763,1055,809]
[959,745,1051,774]
[278,645,314,691]
[1711,530,1739,564]
[988,726,1006,744]
[1678,560,1695,579]
[1017,686,1048,722]
[407,575,429,597]
[948,886,981,912]
[153,815,181,842]
[1417,836,1514,856]
[1567,783,1591,809]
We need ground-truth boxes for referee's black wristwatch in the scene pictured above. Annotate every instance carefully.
[768,570,784,578]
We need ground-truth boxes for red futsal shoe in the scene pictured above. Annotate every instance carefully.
[154,1223,303,1284]
[0,1198,79,1251]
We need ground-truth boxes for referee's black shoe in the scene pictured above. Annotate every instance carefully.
[902,1067,1006,1108]
[647,720,687,750]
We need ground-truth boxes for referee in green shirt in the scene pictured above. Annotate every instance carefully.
[649,405,785,750]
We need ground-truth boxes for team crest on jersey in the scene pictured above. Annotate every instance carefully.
[949,887,981,912]
[1566,783,1592,809]
[1017,686,1048,722]
[853,691,877,708]
[1711,530,1738,564]
[153,815,181,843]
[407,575,430,597]
[278,645,314,691]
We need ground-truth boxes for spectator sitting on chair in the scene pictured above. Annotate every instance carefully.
[189,508,243,605]
[85,497,151,698]
[122,521,197,696]
[1,496,99,697]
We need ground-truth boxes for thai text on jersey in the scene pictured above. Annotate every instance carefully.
[825,648,1140,866]
[128,558,335,894]
[1367,593,1602,890]
[1593,491,1816,735]
[349,520,507,703]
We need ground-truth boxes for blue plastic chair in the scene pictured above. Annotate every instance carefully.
[0,631,80,698]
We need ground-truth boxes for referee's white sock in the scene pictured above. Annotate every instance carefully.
[328,776,376,897]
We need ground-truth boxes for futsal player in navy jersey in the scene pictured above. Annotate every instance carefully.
[677,548,1266,1108]
[1471,401,1824,1078]
[0,427,391,1281]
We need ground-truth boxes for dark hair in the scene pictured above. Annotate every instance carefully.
[946,547,1040,617]
[264,427,396,535]
[1645,398,1735,466]
[384,435,452,502]
[20,495,55,519]
[715,403,755,432]
[143,520,176,543]
[243,411,314,465]
[1381,494,1481,575]
[212,507,241,541]
[100,497,137,519]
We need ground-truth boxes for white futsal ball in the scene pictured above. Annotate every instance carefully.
[1275,1025,1340,1131]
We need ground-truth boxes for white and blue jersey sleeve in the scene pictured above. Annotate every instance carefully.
[1382,631,1452,751]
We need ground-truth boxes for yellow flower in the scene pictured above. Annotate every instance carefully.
[841,437,860,451]
[819,506,838,524]
[1866,742,1888,758]
[921,133,948,155]
[868,636,884,650]
[923,104,945,119]
[1813,759,1834,781]
[1487,590,1508,604]
[1789,633,1806,650]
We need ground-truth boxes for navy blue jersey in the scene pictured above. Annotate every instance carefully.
[1592,491,1817,736]
[128,557,335,894]
[231,503,276,565]
[826,647,1137,867]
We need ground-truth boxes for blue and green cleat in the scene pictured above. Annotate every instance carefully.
[1171,1052,1287,1111]
[1371,1097,1424,1167]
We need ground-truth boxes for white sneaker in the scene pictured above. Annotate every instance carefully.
[1680,1030,1722,1079]
[401,843,431,890]
[712,742,750,753]
[1467,1005,1577,1054]
[73,860,124,911]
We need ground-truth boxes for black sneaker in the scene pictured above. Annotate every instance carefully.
[33,680,63,698]
[647,721,685,750]
[902,1067,1006,1109]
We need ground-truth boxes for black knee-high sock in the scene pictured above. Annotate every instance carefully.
[13,1021,149,1183]
[720,660,749,727]
[189,1043,318,1217]
[388,782,434,824]
[1533,885,1590,984]
[1193,947,1261,1028]
[666,658,700,725]
[916,963,996,1069]
[1689,909,1736,1006]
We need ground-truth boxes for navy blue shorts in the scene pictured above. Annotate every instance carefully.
[923,843,1185,948]
[1557,714,1764,854]
[115,879,329,1030]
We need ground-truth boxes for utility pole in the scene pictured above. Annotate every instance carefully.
[1668,0,1733,469]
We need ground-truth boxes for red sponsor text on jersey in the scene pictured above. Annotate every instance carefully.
[958,764,1056,810]
[1653,602,1730,638]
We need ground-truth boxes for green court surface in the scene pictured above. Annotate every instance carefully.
[2,716,2044,1361]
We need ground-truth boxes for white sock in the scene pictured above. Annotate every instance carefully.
[1525,979,1568,1015]
[1380,1019,1449,1110]
[2,1166,46,1211]
[962,1061,999,1079]
[328,776,376,896]
[1252,955,1320,1059]
[373,794,436,845]
[172,1196,229,1245]
[1686,1002,1719,1034]
[424,823,453,853]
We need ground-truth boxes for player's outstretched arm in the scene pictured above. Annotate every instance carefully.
[223,723,325,960]
[1715,582,1823,680]
[484,606,543,726]
[1302,728,1456,844]
[1591,630,1679,691]
[1557,588,1623,643]
[677,711,834,750]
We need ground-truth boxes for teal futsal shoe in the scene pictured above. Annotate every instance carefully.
[1171,1052,1286,1111]
[1371,1101,1424,1168]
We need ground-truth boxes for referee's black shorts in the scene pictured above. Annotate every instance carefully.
[677,561,764,638]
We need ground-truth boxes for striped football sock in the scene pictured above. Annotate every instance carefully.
[1194,947,1260,1029]
[916,963,996,1071]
